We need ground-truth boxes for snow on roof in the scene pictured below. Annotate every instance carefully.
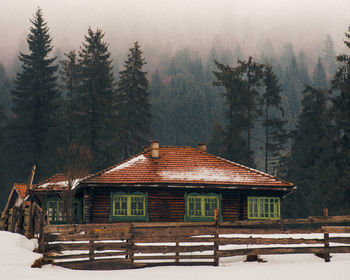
[105,155,147,174]
[82,146,293,189]
[159,167,260,183]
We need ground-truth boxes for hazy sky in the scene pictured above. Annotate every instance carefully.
[1,0,350,69]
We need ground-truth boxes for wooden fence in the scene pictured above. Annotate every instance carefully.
[39,215,350,270]
[1,202,43,238]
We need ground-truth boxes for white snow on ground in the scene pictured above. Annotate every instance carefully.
[2,230,350,280]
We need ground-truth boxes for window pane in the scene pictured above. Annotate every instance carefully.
[189,197,201,216]
[114,196,127,215]
[204,197,217,217]
[131,196,144,216]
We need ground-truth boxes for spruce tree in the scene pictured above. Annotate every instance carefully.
[262,64,287,173]
[285,86,335,217]
[116,41,151,159]
[60,50,81,144]
[212,60,254,166]
[323,34,337,78]
[77,28,115,169]
[330,26,350,213]
[312,58,329,90]
[10,8,60,179]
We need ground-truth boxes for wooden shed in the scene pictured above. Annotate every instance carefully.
[77,142,295,224]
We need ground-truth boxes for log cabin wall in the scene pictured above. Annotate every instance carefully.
[88,186,245,223]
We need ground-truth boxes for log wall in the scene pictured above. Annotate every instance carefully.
[89,187,253,223]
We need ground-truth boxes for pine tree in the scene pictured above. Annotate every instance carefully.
[235,57,264,155]
[77,28,115,169]
[312,57,329,90]
[212,60,254,166]
[330,26,350,213]
[262,64,287,173]
[285,86,335,217]
[10,8,60,179]
[323,34,337,78]
[116,41,151,159]
[60,50,81,144]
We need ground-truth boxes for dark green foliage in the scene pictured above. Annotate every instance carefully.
[116,41,151,159]
[262,64,287,173]
[284,86,336,217]
[329,27,350,214]
[76,28,115,169]
[60,50,81,144]
[212,59,255,166]
[9,8,60,180]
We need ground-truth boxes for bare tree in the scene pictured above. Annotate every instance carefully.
[57,144,93,224]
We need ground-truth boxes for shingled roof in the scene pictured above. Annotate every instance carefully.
[13,183,28,199]
[34,174,86,192]
[81,146,295,191]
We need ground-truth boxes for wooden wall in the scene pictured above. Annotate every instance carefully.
[88,186,251,223]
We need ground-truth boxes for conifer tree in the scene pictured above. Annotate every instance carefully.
[60,50,81,144]
[116,41,151,159]
[212,60,254,166]
[77,28,115,169]
[262,64,287,173]
[330,26,350,213]
[285,86,335,217]
[323,34,337,78]
[312,58,329,90]
[10,8,60,179]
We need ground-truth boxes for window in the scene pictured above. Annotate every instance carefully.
[46,198,81,224]
[110,192,148,221]
[248,197,280,219]
[185,193,221,221]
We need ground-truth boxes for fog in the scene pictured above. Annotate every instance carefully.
[1,0,350,71]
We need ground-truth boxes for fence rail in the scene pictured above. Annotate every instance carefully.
[39,215,350,270]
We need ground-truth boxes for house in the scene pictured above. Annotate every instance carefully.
[76,141,295,224]
[18,141,295,225]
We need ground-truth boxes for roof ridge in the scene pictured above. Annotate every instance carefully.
[80,150,147,183]
[193,147,294,187]
[34,173,65,189]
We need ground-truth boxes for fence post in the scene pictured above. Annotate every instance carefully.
[323,208,331,262]
[214,209,219,266]
[89,240,94,261]
[38,212,46,253]
[127,224,134,265]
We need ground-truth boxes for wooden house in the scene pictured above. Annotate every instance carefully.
[3,183,28,214]
[76,141,295,224]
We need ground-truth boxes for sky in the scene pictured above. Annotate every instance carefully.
[1,0,350,70]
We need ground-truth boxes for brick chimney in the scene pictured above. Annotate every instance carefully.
[150,141,160,158]
[197,143,207,152]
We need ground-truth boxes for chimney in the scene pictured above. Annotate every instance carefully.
[198,143,207,152]
[150,140,160,158]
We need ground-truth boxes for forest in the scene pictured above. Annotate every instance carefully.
[0,8,349,218]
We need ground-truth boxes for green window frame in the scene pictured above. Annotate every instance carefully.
[46,198,81,224]
[248,196,280,219]
[184,192,222,222]
[110,192,148,221]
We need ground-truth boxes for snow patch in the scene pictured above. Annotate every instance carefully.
[37,177,85,190]
[106,155,147,174]
[159,167,256,183]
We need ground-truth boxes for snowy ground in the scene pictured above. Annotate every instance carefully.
[1,231,350,280]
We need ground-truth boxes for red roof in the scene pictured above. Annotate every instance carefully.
[82,146,294,190]
[34,174,86,191]
[13,183,28,198]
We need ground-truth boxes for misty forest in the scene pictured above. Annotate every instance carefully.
[0,6,350,219]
